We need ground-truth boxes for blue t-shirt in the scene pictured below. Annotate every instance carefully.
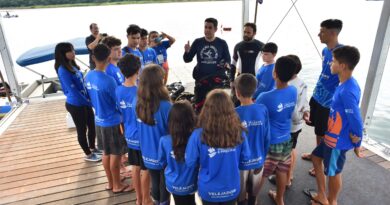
[183,37,231,80]
[312,45,343,108]
[58,66,90,107]
[324,77,363,150]
[236,104,270,169]
[138,100,172,170]
[253,64,275,99]
[85,70,121,127]
[116,85,139,150]
[122,46,145,68]
[158,135,198,195]
[255,86,297,144]
[141,47,158,66]
[185,128,251,202]
[153,40,170,66]
[106,63,124,86]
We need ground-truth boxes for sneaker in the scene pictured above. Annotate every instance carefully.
[91,148,103,156]
[84,153,102,162]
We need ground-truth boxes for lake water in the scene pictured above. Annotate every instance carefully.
[0,0,389,146]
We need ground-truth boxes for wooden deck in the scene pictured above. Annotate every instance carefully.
[0,98,389,205]
[0,99,135,205]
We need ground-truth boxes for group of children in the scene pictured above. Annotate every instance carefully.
[55,18,364,205]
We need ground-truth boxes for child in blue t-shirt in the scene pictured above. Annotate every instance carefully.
[101,36,125,86]
[185,89,251,204]
[149,31,176,84]
[255,56,297,205]
[309,46,364,205]
[158,101,198,205]
[139,28,158,66]
[234,74,270,205]
[253,42,278,99]
[136,64,172,204]
[85,44,131,194]
[116,54,153,205]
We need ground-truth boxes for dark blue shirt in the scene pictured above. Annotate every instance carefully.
[183,37,231,80]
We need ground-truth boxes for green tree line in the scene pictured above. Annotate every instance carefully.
[0,0,179,8]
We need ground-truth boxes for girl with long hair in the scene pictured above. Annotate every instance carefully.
[185,89,250,205]
[54,42,101,162]
[136,64,171,205]
[158,100,198,205]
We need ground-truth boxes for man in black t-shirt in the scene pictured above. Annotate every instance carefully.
[231,22,264,81]
[85,23,103,69]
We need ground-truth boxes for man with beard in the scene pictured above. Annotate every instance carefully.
[231,23,264,81]
[231,23,264,106]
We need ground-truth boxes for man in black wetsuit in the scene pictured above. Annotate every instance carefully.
[183,17,231,112]
[231,22,264,81]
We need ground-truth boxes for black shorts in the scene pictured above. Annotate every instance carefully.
[128,148,147,170]
[308,97,330,136]
[290,129,302,149]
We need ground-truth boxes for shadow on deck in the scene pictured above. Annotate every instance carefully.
[0,99,389,205]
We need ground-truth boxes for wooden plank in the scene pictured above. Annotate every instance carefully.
[361,149,376,157]
[0,137,76,155]
[0,177,108,204]
[0,165,104,191]
[367,155,386,163]
[0,129,74,141]
[0,157,89,178]
[0,152,83,173]
[0,171,108,198]
[378,160,390,169]
[0,134,74,147]
[75,191,136,205]
[0,143,79,162]
[0,161,100,185]
[0,128,72,140]
[0,141,78,158]
[0,148,82,167]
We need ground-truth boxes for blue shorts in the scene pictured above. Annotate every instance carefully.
[312,141,347,176]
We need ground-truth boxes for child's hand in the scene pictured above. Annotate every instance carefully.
[354,147,364,158]
[350,133,361,144]
[303,111,310,123]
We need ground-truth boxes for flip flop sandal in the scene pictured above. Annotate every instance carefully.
[303,188,318,200]
[301,153,312,161]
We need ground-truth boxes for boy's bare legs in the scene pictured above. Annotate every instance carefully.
[141,170,153,205]
[132,166,142,205]
[103,154,113,189]
[287,149,296,185]
[274,170,287,205]
[311,155,329,204]
[111,155,128,191]
[328,174,342,205]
